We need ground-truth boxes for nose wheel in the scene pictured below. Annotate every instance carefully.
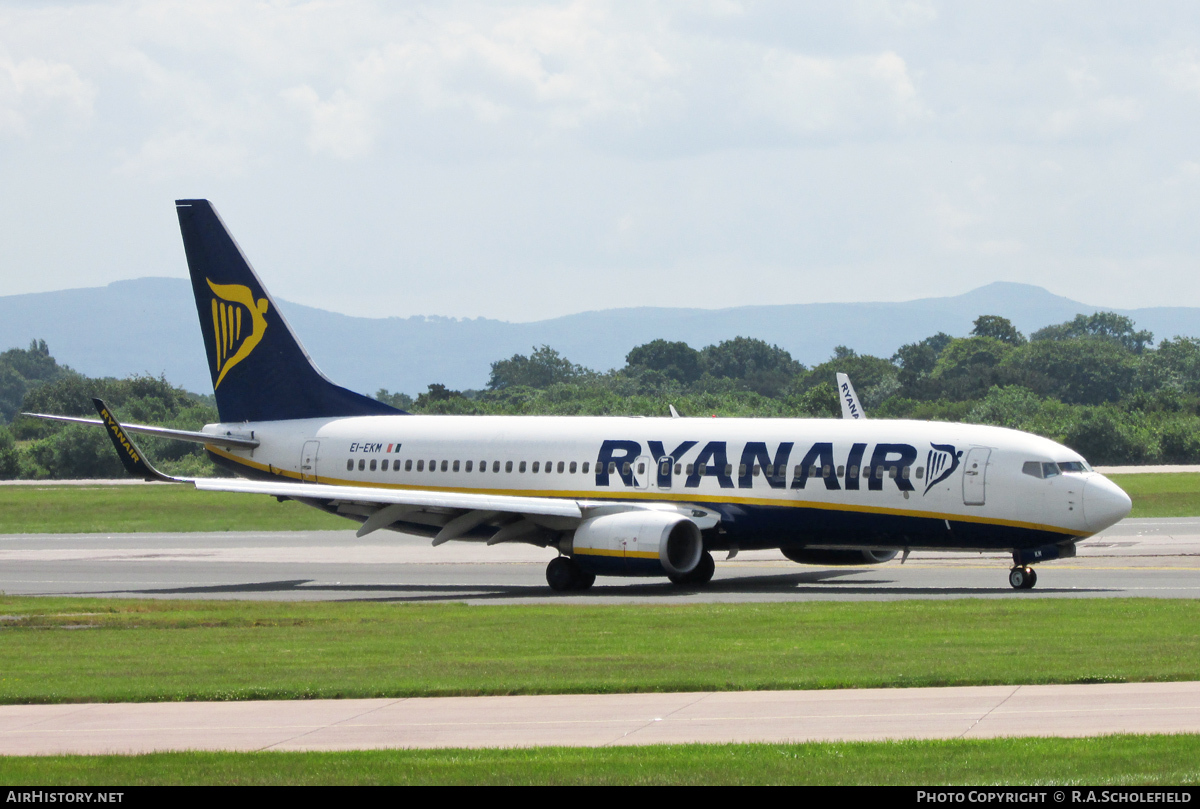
[1008,565,1037,590]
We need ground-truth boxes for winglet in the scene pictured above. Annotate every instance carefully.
[92,399,183,482]
[836,373,866,420]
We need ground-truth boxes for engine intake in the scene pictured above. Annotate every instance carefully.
[570,511,703,578]
[782,548,898,566]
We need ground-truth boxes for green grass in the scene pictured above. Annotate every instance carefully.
[0,484,347,533]
[1109,473,1200,518]
[2,735,1198,785]
[2,472,1197,535]
[0,598,1196,704]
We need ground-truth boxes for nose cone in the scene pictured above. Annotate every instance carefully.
[1083,475,1133,533]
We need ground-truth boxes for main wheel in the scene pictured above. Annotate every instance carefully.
[668,551,716,586]
[546,557,577,591]
[1022,566,1038,590]
[1008,566,1027,590]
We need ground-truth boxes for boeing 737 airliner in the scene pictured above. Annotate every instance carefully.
[30,200,1133,591]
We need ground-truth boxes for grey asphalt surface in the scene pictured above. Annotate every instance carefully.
[0,517,1197,603]
[4,682,1200,755]
[2,519,1198,756]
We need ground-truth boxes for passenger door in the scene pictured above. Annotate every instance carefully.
[300,440,320,483]
[962,447,990,506]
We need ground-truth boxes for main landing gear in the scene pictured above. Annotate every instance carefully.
[669,551,716,586]
[546,556,596,592]
[1008,565,1038,590]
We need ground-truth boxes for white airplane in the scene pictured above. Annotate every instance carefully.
[29,200,1133,591]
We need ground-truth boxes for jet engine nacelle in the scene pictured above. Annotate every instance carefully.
[782,548,899,566]
[570,511,703,578]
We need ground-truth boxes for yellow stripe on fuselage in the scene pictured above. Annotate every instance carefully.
[204,445,1088,538]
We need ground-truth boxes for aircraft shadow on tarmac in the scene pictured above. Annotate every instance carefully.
[80,569,1113,602]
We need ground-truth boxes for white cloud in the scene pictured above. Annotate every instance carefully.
[749,49,923,137]
[0,56,93,137]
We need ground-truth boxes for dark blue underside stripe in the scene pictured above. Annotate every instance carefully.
[207,451,1075,552]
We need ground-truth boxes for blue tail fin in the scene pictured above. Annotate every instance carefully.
[176,199,404,422]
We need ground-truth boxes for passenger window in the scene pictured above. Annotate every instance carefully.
[532,462,540,473]
[794,465,802,478]
[915,466,923,479]
[888,467,896,479]
[569,461,577,473]
[582,462,590,473]
[823,464,831,478]
[901,467,910,480]
[837,465,845,477]
[623,462,632,476]
[358,459,365,471]
[405,459,412,471]
[519,461,527,473]
[453,460,460,472]
[441,460,448,472]
[724,464,733,476]
[495,461,502,473]
[810,466,819,478]
[739,464,747,477]
[687,464,694,475]
[429,459,436,471]
[1022,462,1043,478]
[465,461,473,472]
[505,461,513,473]
[346,459,353,471]
[610,462,617,474]
[675,463,681,475]
[636,462,644,475]
[546,461,553,474]
[849,465,858,478]
[370,459,377,471]
[417,460,424,472]
[557,461,564,473]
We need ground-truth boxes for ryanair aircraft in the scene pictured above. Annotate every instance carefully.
[31,200,1133,591]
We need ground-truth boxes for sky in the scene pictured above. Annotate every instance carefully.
[2,1,1199,322]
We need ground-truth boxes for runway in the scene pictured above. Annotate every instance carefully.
[3,682,1199,755]
[0,518,1197,603]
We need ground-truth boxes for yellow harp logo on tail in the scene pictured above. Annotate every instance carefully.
[207,279,269,389]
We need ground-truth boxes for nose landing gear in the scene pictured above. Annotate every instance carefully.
[1008,565,1038,590]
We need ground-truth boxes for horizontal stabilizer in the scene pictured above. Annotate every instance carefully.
[21,412,259,449]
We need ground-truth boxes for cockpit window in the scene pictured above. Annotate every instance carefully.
[1057,461,1089,473]
[1023,461,1063,479]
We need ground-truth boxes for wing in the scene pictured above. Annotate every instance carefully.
[31,400,721,546]
[195,476,720,546]
[836,373,866,420]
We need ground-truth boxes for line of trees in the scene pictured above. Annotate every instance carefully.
[379,312,1200,466]
[5,309,1200,478]
[0,341,219,479]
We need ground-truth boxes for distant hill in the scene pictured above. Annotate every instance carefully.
[2,278,1198,396]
